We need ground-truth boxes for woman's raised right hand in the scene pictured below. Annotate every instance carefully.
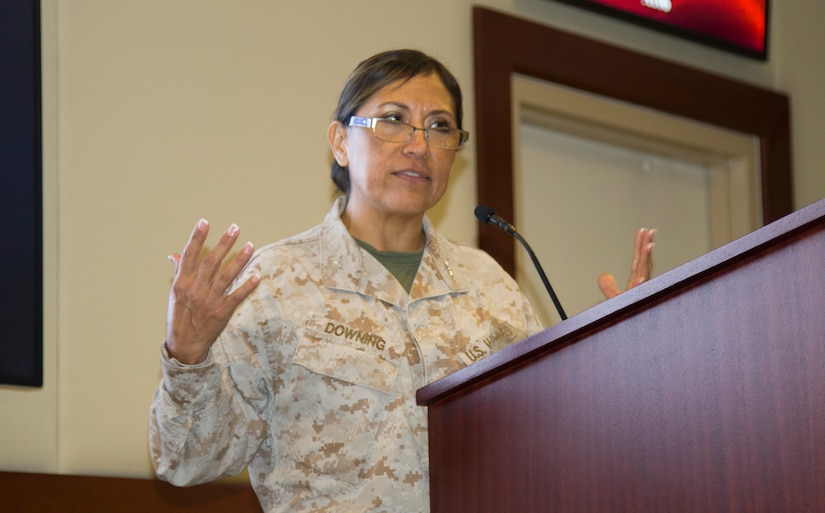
[165,219,260,365]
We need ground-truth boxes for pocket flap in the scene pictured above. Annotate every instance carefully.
[293,334,398,394]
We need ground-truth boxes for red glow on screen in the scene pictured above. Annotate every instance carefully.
[584,0,766,54]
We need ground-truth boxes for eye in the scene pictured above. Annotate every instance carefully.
[427,118,454,129]
[380,112,405,123]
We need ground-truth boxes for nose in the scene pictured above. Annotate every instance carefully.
[403,127,430,158]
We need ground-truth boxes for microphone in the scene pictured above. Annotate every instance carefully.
[475,205,568,321]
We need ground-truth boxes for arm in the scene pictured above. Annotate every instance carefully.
[149,219,266,485]
[148,337,271,486]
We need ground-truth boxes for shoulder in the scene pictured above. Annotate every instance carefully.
[432,230,499,263]
[248,200,344,264]
[228,223,325,289]
[431,231,516,285]
[255,222,323,257]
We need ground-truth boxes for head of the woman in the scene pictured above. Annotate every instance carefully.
[328,49,465,213]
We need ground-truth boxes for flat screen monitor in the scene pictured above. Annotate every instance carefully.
[0,0,42,387]
[548,0,769,60]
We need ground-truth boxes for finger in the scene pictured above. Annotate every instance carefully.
[638,228,655,276]
[193,223,241,295]
[598,273,620,300]
[210,241,256,297]
[629,227,647,273]
[224,272,261,312]
[178,219,210,277]
[627,229,656,288]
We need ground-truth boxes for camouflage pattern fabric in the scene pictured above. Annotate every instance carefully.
[149,198,542,512]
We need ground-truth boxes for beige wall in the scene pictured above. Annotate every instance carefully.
[2,0,823,478]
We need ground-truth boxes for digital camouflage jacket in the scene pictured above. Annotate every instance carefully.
[149,198,542,512]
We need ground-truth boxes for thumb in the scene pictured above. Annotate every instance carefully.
[598,273,620,300]
[168,253,181,272]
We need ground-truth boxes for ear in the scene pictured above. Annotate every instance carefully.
[328,120,349,168]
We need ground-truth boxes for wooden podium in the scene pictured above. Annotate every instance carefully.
[417,198,825,513]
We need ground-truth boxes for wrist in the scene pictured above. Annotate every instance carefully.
[163,340,209,366]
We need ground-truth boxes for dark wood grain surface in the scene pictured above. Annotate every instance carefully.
[421,198,825,513]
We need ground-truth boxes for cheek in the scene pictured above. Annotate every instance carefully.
[432,153,457,184]
[343,139,376,180]
[346,153,383,191]
[427,156,456,203]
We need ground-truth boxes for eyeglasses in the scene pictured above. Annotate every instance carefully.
[348,116,469,150]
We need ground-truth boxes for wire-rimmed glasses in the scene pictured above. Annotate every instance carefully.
[348,116,469,150]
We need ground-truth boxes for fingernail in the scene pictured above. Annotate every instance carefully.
[227,224,239,237]
[197,218,209,231]
[241,241,254,255]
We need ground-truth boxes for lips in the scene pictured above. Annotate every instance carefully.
[393,169,430,181]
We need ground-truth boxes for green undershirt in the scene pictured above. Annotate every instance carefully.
[355,238,424,294]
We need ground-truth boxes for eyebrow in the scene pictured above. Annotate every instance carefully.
[375,101,456,120]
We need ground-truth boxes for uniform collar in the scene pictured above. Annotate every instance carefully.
[319,197,466,307]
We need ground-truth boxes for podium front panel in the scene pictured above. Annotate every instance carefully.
[422,200,825,513]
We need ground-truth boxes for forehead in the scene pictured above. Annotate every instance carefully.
[363,74,455,115]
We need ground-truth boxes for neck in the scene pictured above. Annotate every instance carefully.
[342,204,426,253]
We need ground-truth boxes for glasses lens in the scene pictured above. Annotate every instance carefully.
[374,119,411,143]
[373,119,465,149]
[427,127,462,149]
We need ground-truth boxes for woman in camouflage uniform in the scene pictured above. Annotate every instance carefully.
[149,49,654,513]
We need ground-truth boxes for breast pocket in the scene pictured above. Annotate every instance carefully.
[284,317,399,485]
